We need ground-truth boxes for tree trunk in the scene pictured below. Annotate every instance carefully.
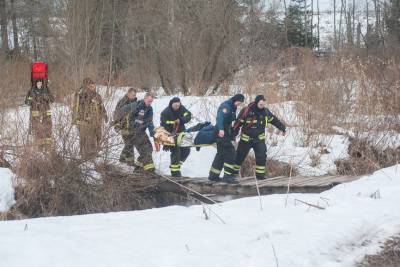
[0,0,9,56]
[10,0,19,55]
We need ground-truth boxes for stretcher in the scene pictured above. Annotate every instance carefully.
[154,122,216,148]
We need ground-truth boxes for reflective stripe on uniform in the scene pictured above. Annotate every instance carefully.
[224,163,235,169]
[31,111,40,117]
[170,164,181,172]
[258,133,266,140]
[210,167,221,175]
[135,161,144,167]
[143,163,155,170]
[177,132,185,146]
[233,164,240,171]
[265,116,274,127]
[125,157,135,163]
[241,134,250,142]
[224,170,232,175]
[183,112,189,117]
[255,165,265,174]
[46,110,52,116]
[27,97,33,100]
[165,120,176,124]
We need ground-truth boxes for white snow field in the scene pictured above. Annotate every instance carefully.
[0,168,14,212]
[0,165,399,267]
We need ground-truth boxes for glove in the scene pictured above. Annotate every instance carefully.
[163,145,171,152]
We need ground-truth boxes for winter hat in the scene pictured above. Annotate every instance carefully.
[169,97,181,109]
[254,95,265,105]
[231,94,245,103]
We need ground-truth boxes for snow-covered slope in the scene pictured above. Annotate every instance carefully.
[0,168,14,212]
[0,165,399,267]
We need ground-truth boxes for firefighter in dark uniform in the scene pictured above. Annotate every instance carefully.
[208,94,245,183]
[160,97,192,177]
[113,88,137,165]
[73,78,108,156]
[233,95,286,180]
[25,78,54,147]
[121,93,155,172]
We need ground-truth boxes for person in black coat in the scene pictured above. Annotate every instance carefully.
[121,93,156,172]
[113,88,137,164]
[160,97,192,177]
[233,95,286,180]
[208,94,245,183]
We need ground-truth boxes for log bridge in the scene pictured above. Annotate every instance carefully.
[158,174,361,203]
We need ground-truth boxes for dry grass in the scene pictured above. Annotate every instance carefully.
[335,137,400,176]
[1,149,184,220]
[240,155,298,178]
[357,234,400,267]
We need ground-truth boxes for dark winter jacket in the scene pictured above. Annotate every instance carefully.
[215,99,238,140]
[234,102,286,142]
[194,123,217,146]
[121,100,155,136]
[25,87,54,116]
[113,95,137,132]
[73,88,108,125]
[160,102,192,134]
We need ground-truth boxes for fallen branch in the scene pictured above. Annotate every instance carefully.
[294,199,325,210]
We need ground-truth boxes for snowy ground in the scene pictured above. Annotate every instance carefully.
[0,165,399,267]
[0,168,14,212]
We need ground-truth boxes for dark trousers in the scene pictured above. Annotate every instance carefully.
[235,140,267,179]
[78,124,102,157]
[120,134,135,165]
[209,139,236,179]
[169,146,190,175]
[126,133,154,171]
[30,113,52,146]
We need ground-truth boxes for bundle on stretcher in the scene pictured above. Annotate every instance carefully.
[154,122,216,148]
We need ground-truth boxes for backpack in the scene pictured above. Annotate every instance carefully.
[31,61,48,79]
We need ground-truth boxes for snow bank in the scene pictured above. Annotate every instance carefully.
[0,168,15,212]
[0,165,399,267]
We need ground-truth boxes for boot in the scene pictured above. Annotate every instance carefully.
[208,174,222,182]
[171,171,182,178]
[256,174,268,180]
[222,176,236,184]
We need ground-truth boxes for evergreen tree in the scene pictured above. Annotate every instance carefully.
[284,0,317,48]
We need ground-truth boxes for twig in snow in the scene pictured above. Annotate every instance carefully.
[265,233,279,267]
[253,170,263,211]
[294,199,325,210]
[319,197,330,206]
[202,206,209,220]
[284,157,294,208]
[369,189,381,199]
[185,244,190,252]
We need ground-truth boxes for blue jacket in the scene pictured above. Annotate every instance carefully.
[193,123,217,145]
[121,100,155,136]
[215,99,237,138]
